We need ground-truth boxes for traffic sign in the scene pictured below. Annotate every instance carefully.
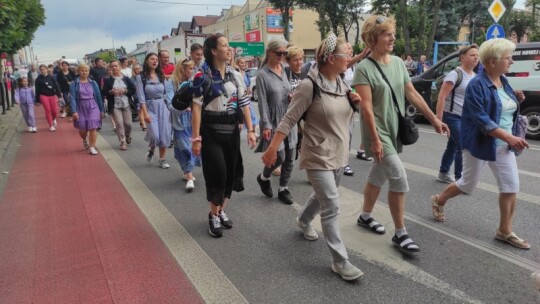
[488,0,506,23]
[486,24,506,40]
[229,42,265,57]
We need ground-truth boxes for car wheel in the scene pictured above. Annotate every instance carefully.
[405,100,423,122]
[523,106,540,140]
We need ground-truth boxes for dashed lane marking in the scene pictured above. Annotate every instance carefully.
[97,136,248,304]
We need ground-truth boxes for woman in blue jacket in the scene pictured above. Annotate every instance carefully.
[431,39,530,249]
[70,63,105,155]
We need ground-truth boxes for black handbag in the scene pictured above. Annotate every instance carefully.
[367,57,419,145]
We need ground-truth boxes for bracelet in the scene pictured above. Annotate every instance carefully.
[191,136,202,143]
[247,129,255,133]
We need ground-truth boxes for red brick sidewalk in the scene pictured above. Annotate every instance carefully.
[0,115,203,303]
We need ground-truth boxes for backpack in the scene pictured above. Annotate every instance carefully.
[432,68,463,112]
[171,67,240,111]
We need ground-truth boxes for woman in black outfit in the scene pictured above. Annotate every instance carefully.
[191,34,257,238]
[57,61,76,120]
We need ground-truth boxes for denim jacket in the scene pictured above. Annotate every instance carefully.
[69,78,105,114]
[461,71,519,161]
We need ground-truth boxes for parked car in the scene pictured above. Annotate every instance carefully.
[407,42,540,140]
[245,67,258,101]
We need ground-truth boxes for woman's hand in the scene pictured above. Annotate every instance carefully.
[262,128,272,141]
[370,139,384,162]
[247,132,256,149]
[507,135,529,152]
[262,146,278,168]
[514,90,526,103]
[100,112,105,119]
[144,113,151,123]
[192,141,201,156]
[348,91,362,107]
[72,113,79,121]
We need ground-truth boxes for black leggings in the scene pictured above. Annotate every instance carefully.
[201,125,240,206]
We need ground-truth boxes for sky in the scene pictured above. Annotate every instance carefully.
[31,0,526,65]
[31,0,246,64]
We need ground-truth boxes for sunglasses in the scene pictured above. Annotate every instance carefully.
[375,16,387,24]
[273,51,288,57]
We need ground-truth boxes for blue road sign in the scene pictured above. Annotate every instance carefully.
[486,24,505,40]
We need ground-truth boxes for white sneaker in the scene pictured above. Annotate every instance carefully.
[186,179,195,191]
[532,271,540,291]
[158,159,170,169]
[53,119,57,128]
[89,147,98,155]
[32,127,37,133]
[296,217,319,241]
[331,260,364,281]
[60,112,67,118]
[27,126,33,132]
[49,126,56,132]
[437,172,455,184]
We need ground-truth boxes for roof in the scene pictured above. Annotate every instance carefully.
[191,15,221,28]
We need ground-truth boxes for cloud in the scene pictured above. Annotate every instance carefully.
[32,0,244,64]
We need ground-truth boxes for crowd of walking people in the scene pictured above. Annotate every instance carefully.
[10,14,535,283]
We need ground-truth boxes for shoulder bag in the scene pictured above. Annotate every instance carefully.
[367,57,419,145]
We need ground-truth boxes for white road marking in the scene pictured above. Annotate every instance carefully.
[97,136,248,304]
[292,188,484,304]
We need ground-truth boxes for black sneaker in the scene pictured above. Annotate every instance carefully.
[208,213,223,238]
[232,177,245,192]
[257,174,273,197]
[219,210,233,229]
[278,188,294,205]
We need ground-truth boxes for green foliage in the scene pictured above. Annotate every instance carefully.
[97,51,116,63]
[0,0,45,54]
[510,11,533,42]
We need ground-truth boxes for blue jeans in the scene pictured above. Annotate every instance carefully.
[439,112,462,179]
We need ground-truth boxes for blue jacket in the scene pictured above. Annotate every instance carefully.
[461,71,520,161]
[69,78,104,114]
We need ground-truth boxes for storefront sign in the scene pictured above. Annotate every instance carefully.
[245,13,259,31]
[230,32,242,41]
[245,30,261,42]
[266,8,293,33]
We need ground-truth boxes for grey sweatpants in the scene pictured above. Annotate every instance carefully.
[112,106,132,143]
[299,168,348,264]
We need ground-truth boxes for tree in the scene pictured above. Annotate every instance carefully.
[510,11,533,42]
[0,0,45,54]
[267,0,296,41]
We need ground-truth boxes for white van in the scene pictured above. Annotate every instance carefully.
[409,42,540,140]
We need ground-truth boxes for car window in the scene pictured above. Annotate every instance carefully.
[431,56,459,80]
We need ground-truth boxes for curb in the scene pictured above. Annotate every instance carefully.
[0,106,22,165]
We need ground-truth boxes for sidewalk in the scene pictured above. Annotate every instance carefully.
[0,114,203,303]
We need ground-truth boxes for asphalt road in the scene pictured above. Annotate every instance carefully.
[96,111,540,304]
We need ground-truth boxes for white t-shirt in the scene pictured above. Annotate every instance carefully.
[121,67,132,78]
[113,76,129,108]
[442,67,475,116]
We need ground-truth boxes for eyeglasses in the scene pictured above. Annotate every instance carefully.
[273,51,288,57]
[332,53,352,59]
[498,56,513,61]
[376,16,387,24]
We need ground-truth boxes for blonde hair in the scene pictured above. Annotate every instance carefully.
[286,46,304,62]
[315,35,347,66]
[259,38,288,68]
[361,15,396,49]
[478,38,516,66]
[77,63,90,73]
[172,58,194,89]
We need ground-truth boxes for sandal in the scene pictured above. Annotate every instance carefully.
[120,142,127,151]
[82,140,90,150]
[344,165,354,176]
[495,230,531,250]
[356,151,373,161]
[431,195,445,222]
[357,216,385,234]
[392,234,420,253]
